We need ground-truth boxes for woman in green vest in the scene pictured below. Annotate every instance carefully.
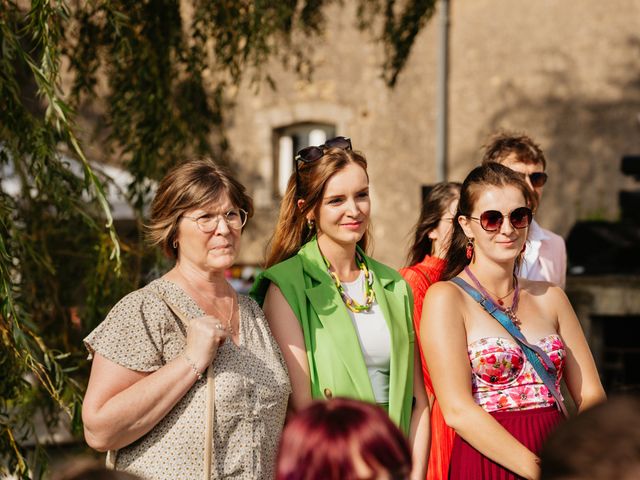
[251,137,429,479]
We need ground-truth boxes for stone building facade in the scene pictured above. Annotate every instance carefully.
[225,0,640,269]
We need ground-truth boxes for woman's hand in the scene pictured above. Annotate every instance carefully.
[183,315,230,374]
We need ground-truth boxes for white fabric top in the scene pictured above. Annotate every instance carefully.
[342,271,391,404]
[520,219,567,288]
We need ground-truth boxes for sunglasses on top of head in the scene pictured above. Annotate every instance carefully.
[294,136,352,173]
[523,172,548,188]
[468,206,533,232]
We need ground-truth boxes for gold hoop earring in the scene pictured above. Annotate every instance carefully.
[172,239,178,249]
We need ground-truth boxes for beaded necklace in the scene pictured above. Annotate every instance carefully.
[464,266,521,329]
[323,251,376,313]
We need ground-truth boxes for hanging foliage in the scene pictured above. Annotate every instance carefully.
[0,0,436,476]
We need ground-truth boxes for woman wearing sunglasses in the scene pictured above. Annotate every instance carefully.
[251,137,429,480]
[421,163,605,480]
[399,181,461,480]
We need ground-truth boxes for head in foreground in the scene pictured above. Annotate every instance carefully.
[276,398,412,480]
[540,395,640,480]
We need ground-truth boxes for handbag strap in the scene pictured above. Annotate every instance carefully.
[152,290,216,479]
[451,277,568,417]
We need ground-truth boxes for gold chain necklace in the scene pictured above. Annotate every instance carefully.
[178,273,237,334]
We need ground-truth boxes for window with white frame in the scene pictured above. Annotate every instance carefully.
[273,123,336,198]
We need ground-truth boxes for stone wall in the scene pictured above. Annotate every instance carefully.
[223,0,640,268]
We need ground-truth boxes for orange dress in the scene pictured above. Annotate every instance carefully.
[400,255,455,480]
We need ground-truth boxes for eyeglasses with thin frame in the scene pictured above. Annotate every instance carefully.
[294,136,352,175]
[182,208,248,232]
[468,206,532,232]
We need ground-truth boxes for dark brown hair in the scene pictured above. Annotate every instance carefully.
[482,131,547,170]
[276,398,412,480]
[406,182,461,266]
[265,147,370,268]
[442,162,535,280]
[147,158,253,259]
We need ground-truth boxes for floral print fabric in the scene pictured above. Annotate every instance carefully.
[468,335,565,412]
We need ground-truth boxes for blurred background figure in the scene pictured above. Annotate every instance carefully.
[276,398,412,480]
[482,132,567,288]
[540,395,640,480]
[400,181,461,480]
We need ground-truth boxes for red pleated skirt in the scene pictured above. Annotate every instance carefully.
[448,406,564,480]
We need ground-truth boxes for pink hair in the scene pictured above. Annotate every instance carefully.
[276,398,411,480]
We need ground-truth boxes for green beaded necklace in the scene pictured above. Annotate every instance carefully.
[323,251,376,313]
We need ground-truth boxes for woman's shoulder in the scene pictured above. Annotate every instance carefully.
[264,255,304,277]
[519,277,569,311]
[250,256,304,305]
[424,278,465,302]
[238,293,263,317]
[519,277,566,299]
[107,279,170,316]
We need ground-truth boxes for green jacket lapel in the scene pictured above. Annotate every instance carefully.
[299,240,376,402]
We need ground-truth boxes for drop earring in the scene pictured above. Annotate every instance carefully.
[465,238,474,260]
[307,219,315,230]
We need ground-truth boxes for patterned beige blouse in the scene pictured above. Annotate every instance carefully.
[84,279,291,480]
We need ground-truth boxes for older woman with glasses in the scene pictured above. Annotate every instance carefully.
[251,137,429,480]
[421,163,605,480]
[82,159,290,479]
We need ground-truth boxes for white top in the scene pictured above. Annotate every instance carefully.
[341,271,391,404]
[520,219,567,288]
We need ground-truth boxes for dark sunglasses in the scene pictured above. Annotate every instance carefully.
[469,206,533,232]
[524,172,548,188]
[294,136,352,171]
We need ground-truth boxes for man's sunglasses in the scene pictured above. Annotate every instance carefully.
[523,172,548,188]
[468,206,533,232]
[294,136,352,171]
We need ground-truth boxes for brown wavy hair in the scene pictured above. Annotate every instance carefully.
[147,158,253,259]
[442,163,535,281]
[265,148,370,268]
[482,131,547,169]
[406,182,461,266]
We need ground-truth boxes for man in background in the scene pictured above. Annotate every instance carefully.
[482,132,567,288]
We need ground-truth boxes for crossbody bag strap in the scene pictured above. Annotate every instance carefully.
[451,277,568,417]
[151,289,216,480]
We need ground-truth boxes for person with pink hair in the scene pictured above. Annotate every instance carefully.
[276,398,412,480]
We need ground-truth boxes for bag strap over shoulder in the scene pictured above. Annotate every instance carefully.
[152,288,216,479]
[451,277,568,417]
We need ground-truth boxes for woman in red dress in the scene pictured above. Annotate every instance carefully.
[400,182,461,480]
